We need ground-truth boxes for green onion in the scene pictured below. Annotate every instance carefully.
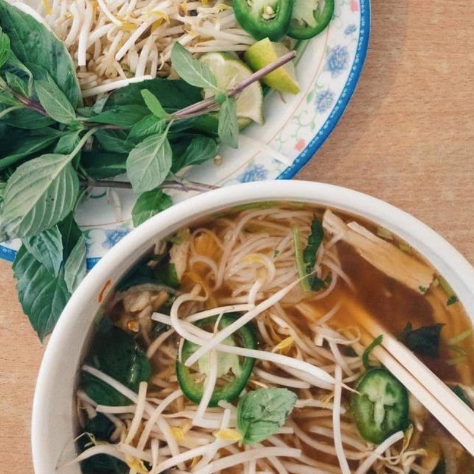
[376,227,393,241]
[439,276,459,306]
[448,329,472,345]
[292,227,311,292]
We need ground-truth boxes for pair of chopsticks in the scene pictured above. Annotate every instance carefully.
[355,312,474,457]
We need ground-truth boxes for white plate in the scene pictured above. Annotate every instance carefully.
[0,0,371,267]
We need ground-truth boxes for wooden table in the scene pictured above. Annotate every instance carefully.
[1,1,474,472]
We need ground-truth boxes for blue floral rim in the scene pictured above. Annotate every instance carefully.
[277,0,371,180]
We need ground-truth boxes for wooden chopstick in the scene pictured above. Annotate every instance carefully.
[354,318,474,456]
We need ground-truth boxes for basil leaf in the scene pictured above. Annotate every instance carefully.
[171,135,218,172]
[81,325,151,406]
[2,50,34,96]
[304,217,326,291]
[0,89,18,106]
[237,388,297,445]
[141,89,168,119]
[0,0,80,107]
[127,115,165,143]
[64,234,87,293]
[398,323,445,358]
[171,43,218,90]
[451,385,472,409]
[81,150,127,179]
[4,70,28,96]
[13,245,71,341]
[57,212,82,261]
[218,97,239,149]
[95,129,131,153]
[0,153,79,239]
[23,226,63,276]
[54,130,82,154]
[126,130,172,194]
[0,27,11,70]
[87,104,149,127]
[4,107,55,129]
[132,189,172,227]
[35,75,77,125]
[0,128,62,171]
[105,77,202,112]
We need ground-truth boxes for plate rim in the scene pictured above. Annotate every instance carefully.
[278,0,371,180]
[0,0,371,267]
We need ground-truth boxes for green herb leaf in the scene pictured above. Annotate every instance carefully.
[81,150,127,179]
[127,115,165,142]
[132,189,172,227]
[57,212,82,261]
[398,323,445,358]
[64,234,87,293]
[0,153,79,239]
[0,0,80,107]
[13,245,71,341]
[4,107,55,129]
[81,324,151,406]
[237,388,297,445]
[126,129,172,194]
[451,385,472,409]
[304,217,326,291]
[4,70,28,96]
[23,226,63,276]
[86,104,149,127]
[105,77,202,112]
[141,89,169,119]
[171,43,218,90]
[0,27,10,70]
[218,97,239,149]
[0,128,62,171]
[95,129,131,154]
[171,135,219,171]
[0,89,18,106]
[362,335,383,370]
[54,130,82,154]
[35,76,77,125]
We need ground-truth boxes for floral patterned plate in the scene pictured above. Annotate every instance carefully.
[0,0,370,268]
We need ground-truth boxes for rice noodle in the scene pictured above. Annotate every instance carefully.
[355,431,405,474]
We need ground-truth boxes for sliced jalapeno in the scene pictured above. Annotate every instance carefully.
[176,314,257,406]
[288,0,335,40]
[351,368,409,444]
[233,0,294,42]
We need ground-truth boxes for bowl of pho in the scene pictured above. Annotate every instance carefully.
[32,181,474,474]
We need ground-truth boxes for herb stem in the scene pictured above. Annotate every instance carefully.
[173,51,297,119]
[229,51,297,98]
[0,104,24,119]
[70,127,99,160]
[80,178,219,194]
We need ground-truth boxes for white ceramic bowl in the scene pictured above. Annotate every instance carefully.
[32,181,474,474]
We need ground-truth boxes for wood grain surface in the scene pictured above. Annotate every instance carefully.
[1,1,474,472]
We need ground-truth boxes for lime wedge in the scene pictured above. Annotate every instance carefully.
[244,39,300,95]
[200,52,264,125]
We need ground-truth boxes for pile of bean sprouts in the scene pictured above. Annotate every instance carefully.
[72,208,436,474]
[31,0,255,98]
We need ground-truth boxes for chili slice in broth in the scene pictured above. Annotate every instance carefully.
[176,314,258,406]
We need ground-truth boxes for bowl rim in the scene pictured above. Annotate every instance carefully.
[32,180,474,473]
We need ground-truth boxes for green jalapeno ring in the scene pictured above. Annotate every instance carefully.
[233,0,294,42]
[288,0,335,40]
